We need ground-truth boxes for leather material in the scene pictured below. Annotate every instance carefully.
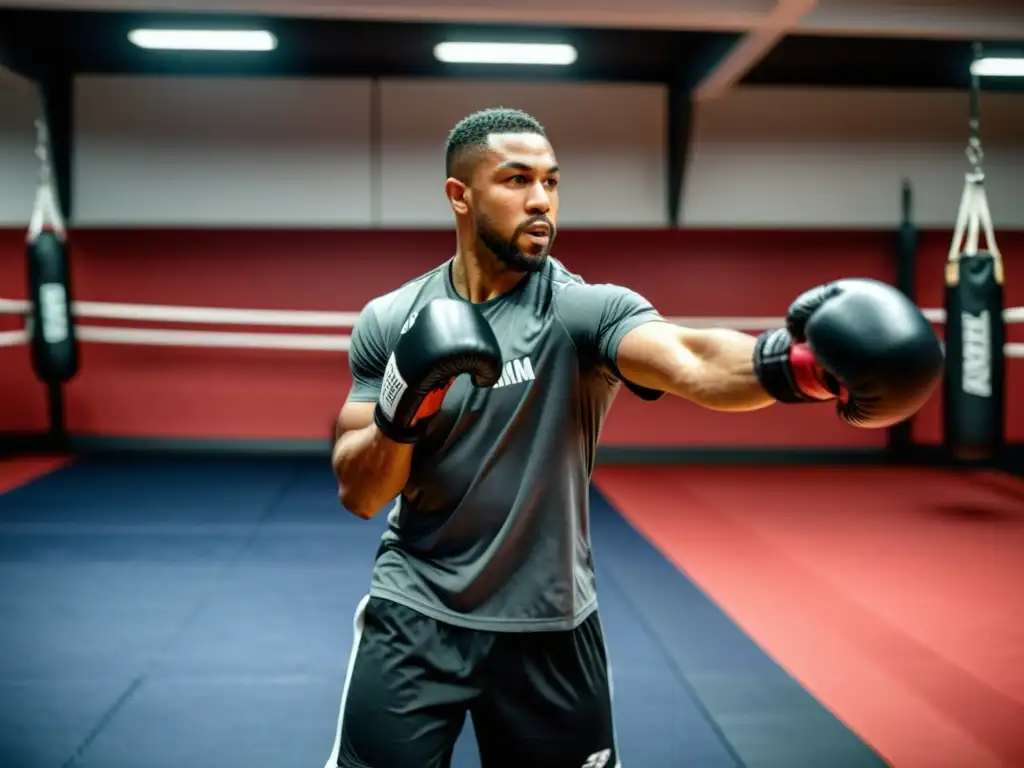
[755,279,945,428]
[376,298,502,441]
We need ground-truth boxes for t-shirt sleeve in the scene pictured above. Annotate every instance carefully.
[557,282,667,401]
[346,300,391,402]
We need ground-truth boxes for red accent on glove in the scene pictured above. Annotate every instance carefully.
[789,344,836,401]
[412,379,454,424]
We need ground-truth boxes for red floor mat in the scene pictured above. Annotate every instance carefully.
[596,465,1024,768]
[0,455,70,494]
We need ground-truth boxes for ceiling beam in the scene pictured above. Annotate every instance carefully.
[795,0,1024,40]
[694,0,818,101]
[0,0,776,32]
[5,0,1020,41]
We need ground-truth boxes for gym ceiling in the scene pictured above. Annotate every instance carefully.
[1,0,1023,93]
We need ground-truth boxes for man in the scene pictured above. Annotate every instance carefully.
[325,108,942,768]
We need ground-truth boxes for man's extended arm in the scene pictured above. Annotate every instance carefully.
[612,280,944,428]
[615,322,775,411]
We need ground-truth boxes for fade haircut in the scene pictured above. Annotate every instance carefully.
[445,107,547,180]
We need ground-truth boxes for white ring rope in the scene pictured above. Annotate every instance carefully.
[76,301,362,328]
[0,328,30,347]
[0,298,31,314]
[0,297,358,327]
[75,325,350,351]
[0,297,1021,356]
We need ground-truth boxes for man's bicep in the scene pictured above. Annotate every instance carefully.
[615,321,696,396]
[335,399,375,441]
[595,293,664,370]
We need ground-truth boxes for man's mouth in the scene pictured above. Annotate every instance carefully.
[523,222,551,243]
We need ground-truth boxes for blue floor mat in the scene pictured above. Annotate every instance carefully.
[0,457,882,767]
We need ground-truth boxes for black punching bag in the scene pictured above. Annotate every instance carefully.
[943,252,1005,461]
[26,227,78,383]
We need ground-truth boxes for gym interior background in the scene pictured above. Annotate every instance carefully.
[1,2,1022,767]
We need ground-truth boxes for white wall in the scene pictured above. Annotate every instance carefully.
[70,75,667,229]
[0,68,42,226]
[684,86,1024,229]
[1,75,1019,230]
[73,76,374,227]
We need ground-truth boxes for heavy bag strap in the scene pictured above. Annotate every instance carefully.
[947,171,1002,286]
[946,46,1004,289]
[27,116,67,246]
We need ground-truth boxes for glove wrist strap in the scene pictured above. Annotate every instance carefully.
[754,329,831,404]
[788,344,837,401]
[373,404,421,444]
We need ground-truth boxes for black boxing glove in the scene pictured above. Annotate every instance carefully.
[753,279,944,428]
[374,298,503,443]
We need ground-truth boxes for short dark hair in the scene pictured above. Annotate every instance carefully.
[445,107,547,179]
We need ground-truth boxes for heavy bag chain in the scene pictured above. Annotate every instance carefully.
[947,42,1003,287]
[27,114,67,244]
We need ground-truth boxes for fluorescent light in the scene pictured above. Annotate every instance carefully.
[970,56,1024,77]
[433,42,577,66]
[128,29,277,51]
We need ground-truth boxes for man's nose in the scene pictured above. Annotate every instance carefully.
[526,182,551,214]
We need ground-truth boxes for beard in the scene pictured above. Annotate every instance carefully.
[475,212,556,274]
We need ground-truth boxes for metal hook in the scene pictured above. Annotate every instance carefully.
[966,41,984,177]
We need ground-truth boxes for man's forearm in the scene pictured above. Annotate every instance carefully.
[332,424,414,519]
[676,328,776,411]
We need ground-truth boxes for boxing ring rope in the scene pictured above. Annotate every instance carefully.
[0,297,1022,355]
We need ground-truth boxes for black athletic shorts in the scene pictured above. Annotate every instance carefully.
[326,595,620,768]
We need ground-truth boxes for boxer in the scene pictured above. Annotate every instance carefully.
[325,107,944,768]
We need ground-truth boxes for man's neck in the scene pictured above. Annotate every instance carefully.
[451,248,528,304]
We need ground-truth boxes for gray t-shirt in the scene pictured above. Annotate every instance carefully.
[347,256,665,633]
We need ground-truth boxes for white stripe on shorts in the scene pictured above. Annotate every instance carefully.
[324,594,370,768]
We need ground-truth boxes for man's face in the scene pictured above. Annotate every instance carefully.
[467,133,560,273]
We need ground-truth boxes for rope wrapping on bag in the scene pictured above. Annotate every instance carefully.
[943,43,1006,462]
[26,108,79,384]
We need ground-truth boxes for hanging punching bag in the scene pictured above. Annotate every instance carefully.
[943,250,1005,461]
[942,81,1005,463]
[26,117,78,385]
[27,228,78,383]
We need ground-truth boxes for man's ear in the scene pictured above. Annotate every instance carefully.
[445,177,470,215]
